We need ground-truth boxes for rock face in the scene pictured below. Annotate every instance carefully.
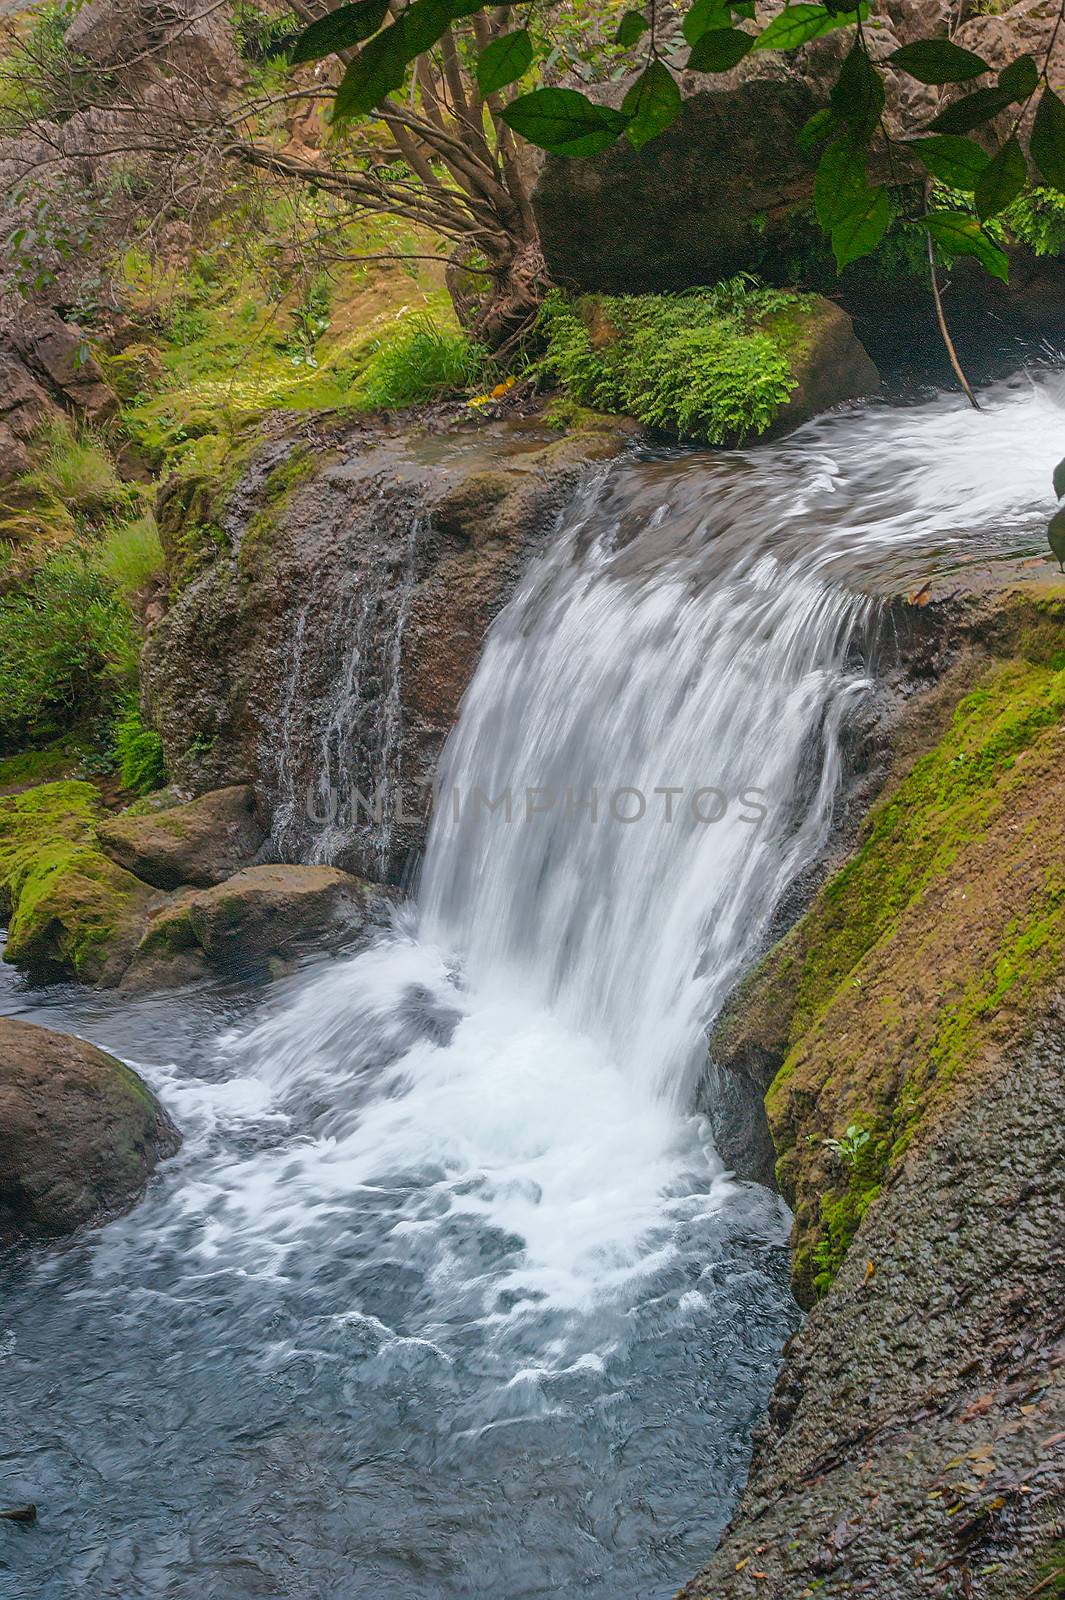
[683,578,1065,1597]
[530,2,1065,296]
[0,1016,180,1245]
[141,412,638,883]
[96,784,266,889]
[126,863,391,986]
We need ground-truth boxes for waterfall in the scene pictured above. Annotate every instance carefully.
[6,371,1063,1600]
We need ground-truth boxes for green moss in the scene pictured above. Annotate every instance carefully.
[0,740,86,792]
[237,446,328,580]
[754,646,1065,1300]
[0,780,150,981]
[537,278,809,445]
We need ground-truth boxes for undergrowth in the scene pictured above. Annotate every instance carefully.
[537,278,807,444]
[354,314,490,408]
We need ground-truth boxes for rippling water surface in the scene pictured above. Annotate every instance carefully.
[2,371,1063,1599]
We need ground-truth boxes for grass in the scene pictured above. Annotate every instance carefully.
[90,512,165,596]
[18,417,131,520]
[353,313,489,408]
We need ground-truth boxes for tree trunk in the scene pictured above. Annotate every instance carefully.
[451,237,552,351]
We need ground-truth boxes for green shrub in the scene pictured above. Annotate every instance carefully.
[1005,186,1065,257]
[354,314,489,409]
[0,554,139,749]
[92,512,165,596]
[537,279,806,445]
[112,698,166,794]
[19,418,131,521]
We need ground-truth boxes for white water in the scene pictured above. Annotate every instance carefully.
[5,371,1064,1600]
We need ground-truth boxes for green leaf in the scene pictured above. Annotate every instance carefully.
[909,134,989,190]
[501,87,630,156]
[682,0,733,45]
[615,9,648,46]
[814,135,867,230]
[621,60,682,148]
[831,184,891,268]
[754,2,865,53]
[1031,88,1065,190]
[687,26,754,72]
[923,210,1009,280]
[799,104,843,153]
[333,24,409,120]
[291,0,389,64]
[889,38,988,85]
[928,86,1014,135]
[998,53,1039,100]
[400,0,456,57]
[476,27,532,93]
[830,41,884,137]
[974,135,1027,221]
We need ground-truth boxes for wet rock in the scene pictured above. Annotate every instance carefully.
[141,412,639,882]
[126,863,392,986]
[96,784,266,890]
[0,1016,180,1245]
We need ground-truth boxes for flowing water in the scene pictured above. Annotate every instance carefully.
[2,371,1063,1600]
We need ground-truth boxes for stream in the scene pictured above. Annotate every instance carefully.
[1,369,1062,1600]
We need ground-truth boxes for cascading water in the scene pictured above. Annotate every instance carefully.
[2,370,1062,1600]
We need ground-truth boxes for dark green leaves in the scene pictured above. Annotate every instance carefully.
[1053,453,1065,501]
[476,27,532,94]
[830,41,884,138]
[687,27,754,72]
[334,25,408,119]
[501,87,630,155]
[975,135,1026,220]
[909,134,989,190]
[814,135,867,230]
[924,210,1009,280]
[889,38,988,85]
[615,10,648,47]
[621,61,682,148]
[1031,88,1065,190]
[998,53,1038,100]
[1048,502,1065,570]
[754,1,866,52]
[928,85,1014,135]
[291,0,389,64]
[814,134,890,267]
[682,0,732,45]
[831,184,890,267]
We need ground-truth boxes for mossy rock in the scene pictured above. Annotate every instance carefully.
[713,644,1065,1304]
[96,783,264,890]
[0,1015,180,1244]
[0,781,155,984]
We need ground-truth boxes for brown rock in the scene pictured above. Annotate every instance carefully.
[95,784,266,890]
[0,1016,180,1244]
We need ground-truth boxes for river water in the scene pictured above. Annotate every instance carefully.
[1,370,1062,1600]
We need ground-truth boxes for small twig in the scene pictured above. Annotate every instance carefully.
[0,1505,37,1524]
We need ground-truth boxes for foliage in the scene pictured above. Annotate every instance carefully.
[823,1123,870,1165]
[17,418,133,522]
[290,0,1065,289]
[111,697,167,794]
[0,553,139,749]
[90,512,165,596]
[537,280,804,444]
[354,314,489,407]
[1005,185,1065,256]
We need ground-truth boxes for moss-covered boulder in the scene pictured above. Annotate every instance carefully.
[95,783,265,890]
[126,863,392,986]
[0,1016,180,1244]
[0,781,156,984]
[537,287,876,446]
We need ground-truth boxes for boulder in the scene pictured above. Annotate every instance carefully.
[0,353,63,484]
[766,297,879,432]
[7,310,117,423]
[0,1016,180,1245]
[96,784,266,890]
[125,863,392,986]
[529,1,1065,296]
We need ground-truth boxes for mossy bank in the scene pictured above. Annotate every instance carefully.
[685,578,1065,1598]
